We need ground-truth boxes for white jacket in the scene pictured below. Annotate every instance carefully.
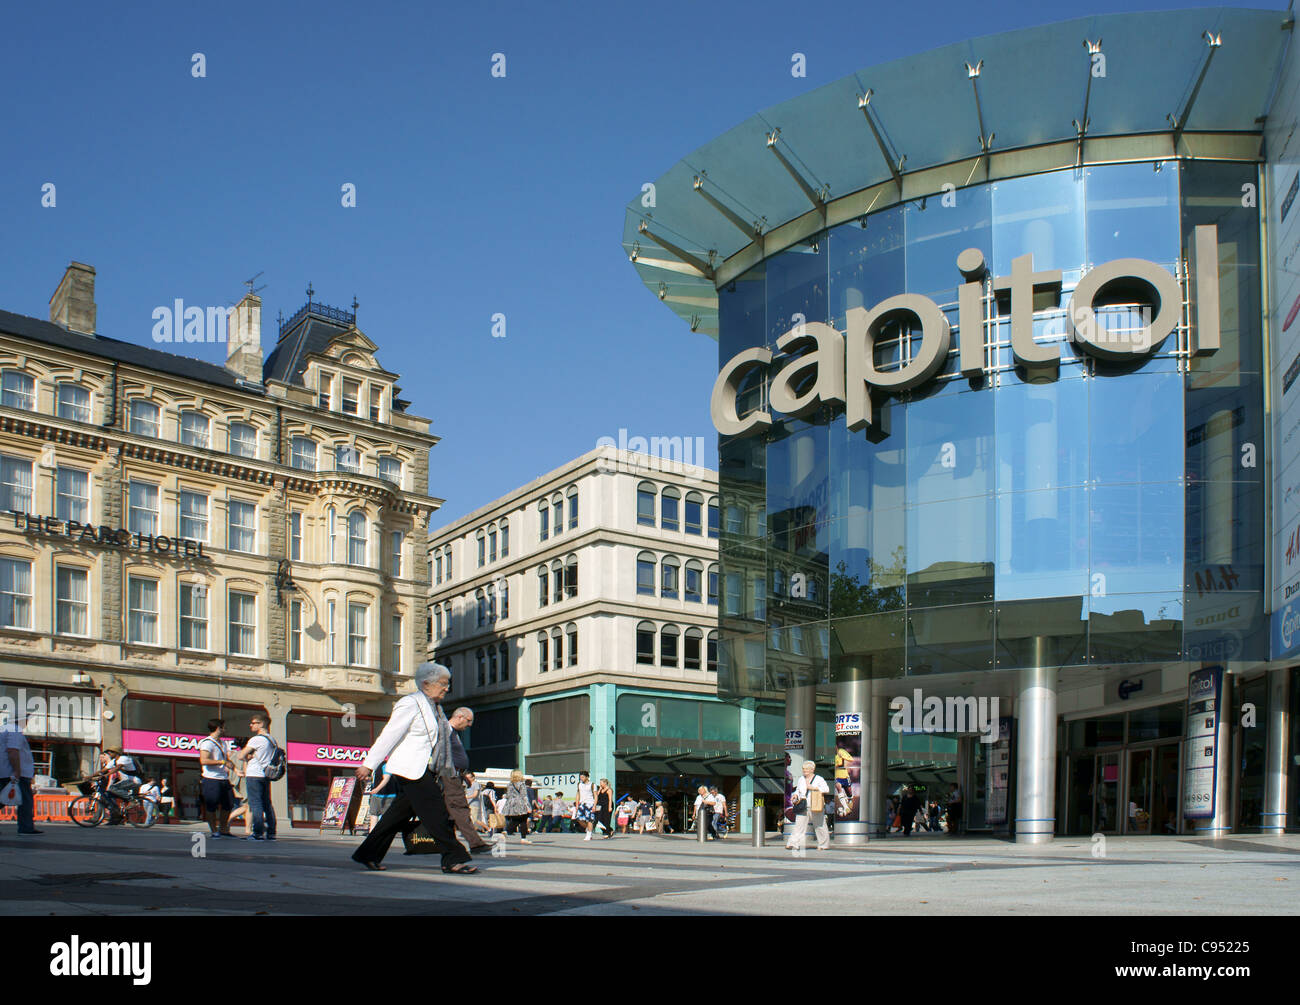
[364,692,440,780]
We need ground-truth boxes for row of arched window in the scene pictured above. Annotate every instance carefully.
[538,486,579,542]
[635,621,718,672]
[476,518,510,567]
[539,556,578,607]
[636,551,718,605]
[636,482,719,537]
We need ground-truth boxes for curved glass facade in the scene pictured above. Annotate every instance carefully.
[717,161,1265,697]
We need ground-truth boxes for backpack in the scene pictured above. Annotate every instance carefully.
[262,734,287,781]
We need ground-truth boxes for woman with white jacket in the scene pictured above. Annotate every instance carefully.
[786,760,831,851]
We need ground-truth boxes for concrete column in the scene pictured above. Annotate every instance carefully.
[834,674,870,845]
[1195,673,1235,837]
[267,700,289,823]
[783,683,816,836]
[588,683,616,787]
[866,687,890,837]
[518,696,532,775]
[1015,663,1058,845]
[739,698,755,834]
[1263,668,1290,835]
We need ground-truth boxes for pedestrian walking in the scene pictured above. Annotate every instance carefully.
[690,785,714,838]
[502,770,534,843]
[350,662,475,875]
[575,771,597,840]
[550,791,569,832]
[595,778,615,838]
[946,782,963,837]
[158,777,175,820]
[482,784,502,834]
[138,778,161,825]
[616,796,633,834]
[235,712,278,841]
[636,798,651,834]
[653,800,672,835]
[441,707,491,854]
[787,761,831,851]
[928,800,941,833]
[709,786,728,839]
[464,771,482,827]
[0,713,40,835]
[227,768,252,836]
[198,719,235,838]
[898,786,922,837]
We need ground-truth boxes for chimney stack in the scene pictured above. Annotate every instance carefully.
[226,293,263,384]
[49,262,96,334]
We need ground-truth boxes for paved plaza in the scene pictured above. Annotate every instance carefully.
[2,824,1297,915]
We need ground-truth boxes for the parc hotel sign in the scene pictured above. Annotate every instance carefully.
[710,226,1222,438]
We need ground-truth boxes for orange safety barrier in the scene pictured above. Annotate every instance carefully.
[0,792,74,822]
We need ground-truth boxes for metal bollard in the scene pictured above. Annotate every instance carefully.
[752,805,766,847]
[697,809,709,843]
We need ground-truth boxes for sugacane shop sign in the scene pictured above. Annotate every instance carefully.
[8,511,210,559]
[711,225,1222,438]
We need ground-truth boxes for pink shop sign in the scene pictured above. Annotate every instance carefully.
[287,741,370,767]
[123,729,239,759]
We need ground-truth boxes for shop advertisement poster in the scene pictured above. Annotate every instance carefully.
[352,791,372,834]
[783,728,803,822]
[833,712,862,821]
[1183,667,1224,819]
[985,717,1012,826]
[320,776,357,833]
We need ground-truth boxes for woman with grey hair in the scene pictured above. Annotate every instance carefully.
[786,760,831,852]
[351,662,476,874]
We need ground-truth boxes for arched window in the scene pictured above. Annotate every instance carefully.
[660,625,679,667]
[477,530,486,567]
[551,560,563,605]
[707,563,719,606]
[707,631,719,673]
[537,632,549,673]
[347,511,367,566]
[538,500,549,541]
[660,487,680,532]
[486,582,496,623]
[326,506,337,563]
[707,496,720,538]
[434,551,443,585]
[499,642,509,682]
[685,560,703,602]
[566,487,578,530]
[635,621,655,665]
[475,589,486,628]
[684,628,703,670]
[488,645,498,684]
[661,556,679,599]
[685,492,704,535]
[636,551,656,596]
[564,555,578,599]
[500,580,510,620]
[476,648,486,687]
[499,519,510,557]
[636,482,656,526]
[551,627,563,671]
[488,527,497,563]
[552,494,564,537]
[566,623,578,667]
[538,566,549,607]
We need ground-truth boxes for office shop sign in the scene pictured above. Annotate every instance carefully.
[711,226,1222,438]
[8,511,211,560]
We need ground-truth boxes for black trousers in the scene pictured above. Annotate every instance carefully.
[353,770,469,869]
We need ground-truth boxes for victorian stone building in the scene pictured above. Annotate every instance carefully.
[0,263,439,825]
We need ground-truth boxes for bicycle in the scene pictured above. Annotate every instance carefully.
[67,783,157,829]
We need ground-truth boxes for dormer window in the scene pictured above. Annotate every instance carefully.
[369,386,382,421]
[318,373,332,410]
[342,379,360,416]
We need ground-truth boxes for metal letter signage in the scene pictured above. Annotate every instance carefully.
[710,230,1220,438]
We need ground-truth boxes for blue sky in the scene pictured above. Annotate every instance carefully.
[0,0,1278,527]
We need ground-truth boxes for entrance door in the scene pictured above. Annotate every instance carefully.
[1066,753,1120,835]
[1151,744,1180,835]
[1126,748,1154,833]
[1096,753,1120,833]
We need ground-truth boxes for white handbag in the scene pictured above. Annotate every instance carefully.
[0,781,21,807]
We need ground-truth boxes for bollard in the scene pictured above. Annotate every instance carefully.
[697,808,709,843]
[752,805,766,847]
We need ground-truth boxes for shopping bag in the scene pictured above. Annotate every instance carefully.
[0,781,21,806]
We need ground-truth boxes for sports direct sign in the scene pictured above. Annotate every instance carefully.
[286,742,370,767]
[122,729,239,759]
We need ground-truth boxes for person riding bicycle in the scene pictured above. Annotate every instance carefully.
[89,749,144,823]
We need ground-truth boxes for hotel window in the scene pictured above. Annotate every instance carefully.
[538,501,549,541]
[636,622,655,665]
[179,490,209,542]
[551,627,563,671]
[636,482,655,526]
[318,373,333,410]
[128,399,160,438]
[489,645,498,684]
[536,633,547,674]
[488,528,497,563]
[326,599,337,663]
[567,489,578,530]
[228,422,257,458]
[685,493,703,535]
[564,556,578,599]
[537,566,548,607]
[476,590,486,628]
[127,576,158,645]
[552,497,563,537]
[660,488,680,532]
[0,557,32,628]
[566,623,577,667]
[724,573,742,616]
[55,467,89,524]
[391,614,402,672]
[500,520,509,557]
[478,648,487,686]
[684,628,703,670]
[1,370,35,411]
[707,499,719,539]
[660,626,679,668]
[551,561,563,605]
[499,641,509,682]
[179,410,210,448]
[707,564,719,606]
[707,631,718,673]
[791,624,805,656]
[0,456,32,513]
[55,565,88,636]
[335,445,360,473]
[290,511,302,561]
[661,556,679,599]
[636,552,655,595]
[684,560,703,603]
[341,379,360,415]
[228,499,257,554]
[56,383,91,423]
[290,599,303,662]
[347,602,368,666]
[391,531,403,577]
[477,532,485,567]
[290,436,317,471]
[378,456,401,485]
[725,505,743,535]
[128,481,158,536]
[228,591,256,657]
[180,584,208,650]
[369,386,383,422]
[500,580,510,619]
[347,511,367,566]
[327,506,337,563]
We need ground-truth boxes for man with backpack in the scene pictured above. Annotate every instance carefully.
[236,713,283,841]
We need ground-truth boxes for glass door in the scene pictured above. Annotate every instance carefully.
[1096,753,1120,833]
[1126,748,1154,833]
[1068,756,1095,835]
[1151,743,1180,835]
